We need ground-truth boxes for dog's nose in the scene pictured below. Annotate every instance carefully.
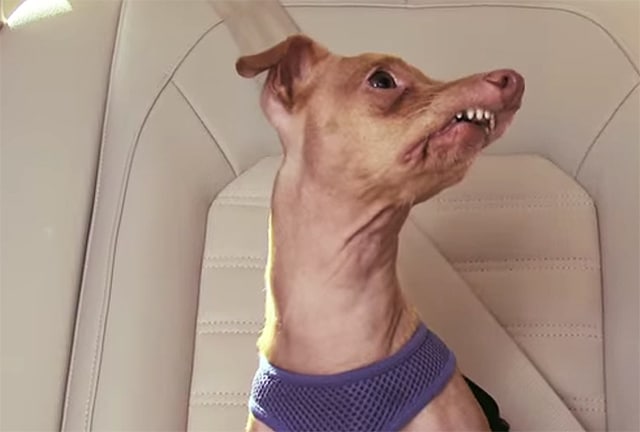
[484,69,525,108]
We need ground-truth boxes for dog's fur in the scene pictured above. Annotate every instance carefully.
[236,35,524,431]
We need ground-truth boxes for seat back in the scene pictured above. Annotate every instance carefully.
[1,1,637,430]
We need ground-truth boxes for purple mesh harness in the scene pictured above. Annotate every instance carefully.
[249,324,456,431]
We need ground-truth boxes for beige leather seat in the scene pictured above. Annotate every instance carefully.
[1,1,638,431]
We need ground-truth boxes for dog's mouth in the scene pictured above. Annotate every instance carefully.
[434,107,497,140]
[403,106,502,164]
[454,108,496,135]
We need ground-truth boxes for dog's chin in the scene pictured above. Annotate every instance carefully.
[440,122,487,148]
[419,122,488,168]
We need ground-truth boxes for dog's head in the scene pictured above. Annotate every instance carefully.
[236,34,524,206]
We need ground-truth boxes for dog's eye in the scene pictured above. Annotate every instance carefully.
[368,70,397,89]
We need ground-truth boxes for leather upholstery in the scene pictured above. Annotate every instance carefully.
[1,1,637,431]
[410,155,603,430]
[0,2,121,429]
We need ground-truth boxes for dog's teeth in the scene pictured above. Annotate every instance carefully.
[455,112,463,120]
[483,110,491,120]
[489,115,496,131]
[475,109,484,120]
[465,109,475,120]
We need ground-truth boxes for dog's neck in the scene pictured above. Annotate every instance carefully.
[259,162,419,375]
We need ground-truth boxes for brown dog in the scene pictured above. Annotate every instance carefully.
[236,34,524,431]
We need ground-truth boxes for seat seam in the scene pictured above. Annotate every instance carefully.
[190,401,248,407]
[575,81,640,177]
[170,80,238,176]
[203,254,264,260]
[217,193,589,201]
[80,17,224,431]
[513,332,601,339]
[197,319,263,325]
[505,323,598,330]
[569,407,607,413]
[196,329,261,335]
[191,391,250,396]
[214,195,594,208]
[453,257,598,264]
[432,194,593,203]
[60,0,125,429]
[203,263,264,270]
[212,201,270,208]
[431,202,595,209]
[569,406,607,413]
[213,194,594,204]
[217,194,271,199]
[457,266,600,272]
[203,256,266,263]
[567,396,606,402]
[198,320,262,325]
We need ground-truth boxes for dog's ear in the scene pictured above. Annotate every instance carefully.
[236,34,328,108]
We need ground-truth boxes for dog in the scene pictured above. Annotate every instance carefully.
[235,34,524,431]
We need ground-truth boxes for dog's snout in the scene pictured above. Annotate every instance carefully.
[484,69,524,108]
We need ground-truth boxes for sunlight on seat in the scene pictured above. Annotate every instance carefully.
[6,0,71,28]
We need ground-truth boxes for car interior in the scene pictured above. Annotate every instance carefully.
[1,0,638,431]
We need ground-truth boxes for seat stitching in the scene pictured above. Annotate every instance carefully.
[213,200,596,210]
[431,201,595,209]
[82,18,224,431]
[456,265,600,272]
[202,263,264,270]
[198,323,262,329]
[215,192,591,200]
[505,323,598,330]
[215,193,591,201]
[454,257,598,264]
[213,195,595,209]
[212,194,269,200]
[170,80,238,176]
[432,194,593,203]
[197,319,263,325]
[202,257,266,266]
[189,401,248,407]
[567,396,606,402]
[569,407,607,413]
[213,195,595,208]
[454,258,601,271]
[213,195,269,200]
[212,201,270,209]
[217,194,271,199]
[197,329,261,335]
[191,391,250,396]
[203,255,264,261]
[513,332,601,339]
[216,193,590,202]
